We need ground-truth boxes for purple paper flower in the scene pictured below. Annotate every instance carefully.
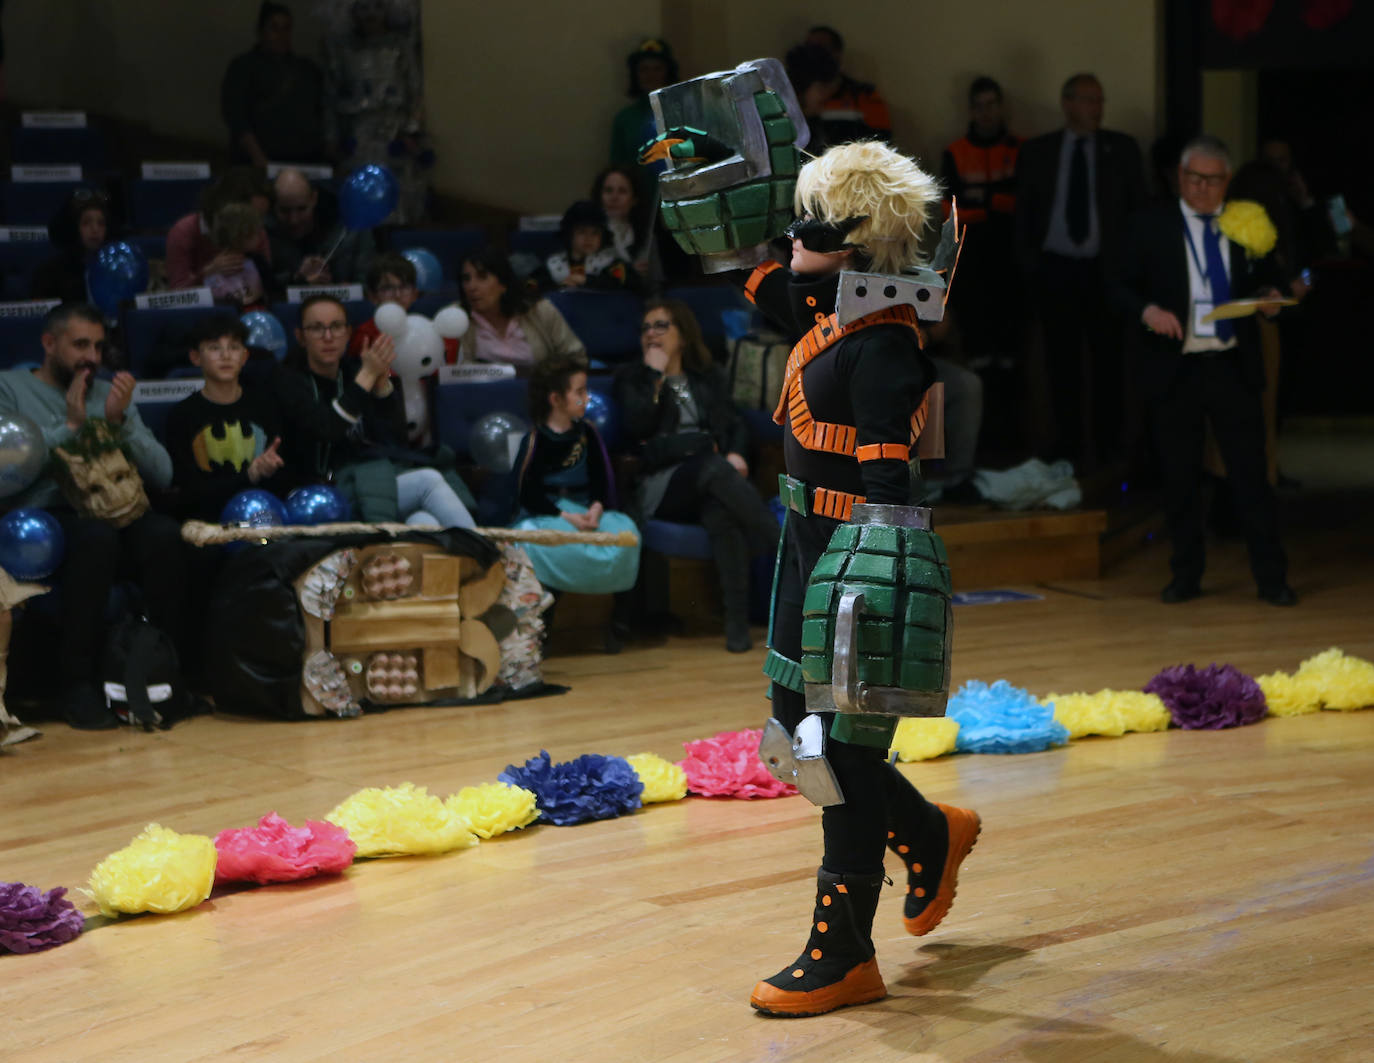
[1144,663,1267,730]
[498,750,643,826]
[0,881,85,954]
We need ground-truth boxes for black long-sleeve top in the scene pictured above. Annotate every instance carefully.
[613,360,749,475]
[271,359,406,480]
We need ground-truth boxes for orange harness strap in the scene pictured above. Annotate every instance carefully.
[744,260,782,305]
[856,442,910,463]
[812,487,863,522]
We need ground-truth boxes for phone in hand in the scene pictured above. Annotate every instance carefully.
[1327,194,1352,236]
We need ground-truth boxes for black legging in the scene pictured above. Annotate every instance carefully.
[769,510,941,875]
[654,453,778,619]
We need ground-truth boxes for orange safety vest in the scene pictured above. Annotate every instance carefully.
[942,136,1020,224]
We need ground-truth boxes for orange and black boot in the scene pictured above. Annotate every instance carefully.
[888,801,982,936]
[749,868,887,1017]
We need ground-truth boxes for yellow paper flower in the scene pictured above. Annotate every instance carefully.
[1258,670,1321,716]
[1044,690,1171,739]
[86,824,217,918]
[1218,200,1277,258]
[626,752,688,803]
[445,782,539,838]
[1296,648,1374,711]
[890,717,960,762]
[327,783,477,858]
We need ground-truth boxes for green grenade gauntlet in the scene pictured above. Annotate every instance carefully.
[802,503,953,749]
[643,57,807,272]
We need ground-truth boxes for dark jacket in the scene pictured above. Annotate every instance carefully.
[1014,128,1146,274]
[614,360,748,475]
[1108,200,1281,399]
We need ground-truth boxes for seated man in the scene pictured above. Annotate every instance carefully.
[0,303,182,729]
[268,167,375,288]
[165,314,290,521]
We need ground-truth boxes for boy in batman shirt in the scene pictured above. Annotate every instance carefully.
[165,314,292,520]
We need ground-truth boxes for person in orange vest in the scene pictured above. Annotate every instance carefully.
[941,76,1024,372]
[803,25,892,145]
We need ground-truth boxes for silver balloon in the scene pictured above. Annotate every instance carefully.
[469,410,530,473]
[0,413,47,499]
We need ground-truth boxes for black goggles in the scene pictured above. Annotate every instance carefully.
[783,213,867,254]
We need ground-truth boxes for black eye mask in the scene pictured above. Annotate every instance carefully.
[783,213,868,253]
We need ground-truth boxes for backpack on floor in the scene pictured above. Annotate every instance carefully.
[727,331,790,412]
[101,615,189,731]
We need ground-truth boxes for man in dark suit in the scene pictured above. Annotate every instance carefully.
[1109,135,1295,606]
[1015,73,1145,467]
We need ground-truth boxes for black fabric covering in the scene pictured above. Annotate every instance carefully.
[205,528,499,720]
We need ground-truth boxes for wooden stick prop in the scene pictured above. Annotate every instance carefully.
[179,519,639,548]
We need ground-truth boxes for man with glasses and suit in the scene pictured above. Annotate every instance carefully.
[1109,135,1295,607]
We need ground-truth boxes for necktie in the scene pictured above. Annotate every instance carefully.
[1199,214,1234,341]
[1066,136,1089,243]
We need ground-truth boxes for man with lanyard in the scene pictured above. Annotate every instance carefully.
[1110,135,1295,606]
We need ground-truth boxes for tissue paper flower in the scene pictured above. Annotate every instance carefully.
[947,680,1070,754]
[679,727,797,798]
[1044,689,1171,739]
[889,717,961,762]
[498,751,644,825]
[445,782,539,839]
[1144,663,1267,730]
[1257,669,1322,717]
[0,882,84,954]
[1218,199,1277,257]
[86,824,217,917]
[626,752,689,803]
[326,783,477,857]
[1296,647,1374,711]
[212,813,356,885]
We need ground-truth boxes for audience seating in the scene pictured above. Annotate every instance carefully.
[665,284,750,355]
[121,305,223,377]
[387,227,486,282]
[129,233,168,263]
[0,240,54,301]
[433,376,529,459]
[2,180,89,226]
[508,229,560,259]
[128,178,208,231]
[9,126,108,172]
[544,289,643,364]
[0,313,53,370]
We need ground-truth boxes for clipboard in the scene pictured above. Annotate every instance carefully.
[1202,297,1299,323]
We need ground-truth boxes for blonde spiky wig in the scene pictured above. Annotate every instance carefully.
[794,141,940,274]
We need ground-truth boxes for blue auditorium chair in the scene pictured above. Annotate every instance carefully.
[665,284,751,354]
[3,180,87,226]
[544,289,643,365]
[9,126,108,172]
[508,229,560,259]
[0,239,54,300]
[433,375,529,459]
[387,227,486,281]
[0,314,51,369]
[121,305,223,377]
[128,178,208,230]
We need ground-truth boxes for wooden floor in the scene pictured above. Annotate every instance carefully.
[3,486,1373,1062]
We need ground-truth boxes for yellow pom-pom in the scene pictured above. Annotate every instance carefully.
[1258,670,1321,716]
[1044,690,1171,739]
[626,752,688,803]
[890,717,960,762]
[445,782,539,839]
[86,824,217,918]
[327,783,477,858]
[1296,648,1374,711]
[1218,200,1277,258]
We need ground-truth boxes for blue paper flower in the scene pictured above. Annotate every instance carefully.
[498,751,644,826]
[947,679,1070,754]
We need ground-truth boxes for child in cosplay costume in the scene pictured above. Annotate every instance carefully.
[642,59,981,1017]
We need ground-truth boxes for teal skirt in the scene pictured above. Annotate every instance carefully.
[513,503,640,594]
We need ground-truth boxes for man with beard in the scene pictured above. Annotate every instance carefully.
[0,302,184,729]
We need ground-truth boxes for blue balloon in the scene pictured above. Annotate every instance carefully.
[241,310,288,360]
[220,489,288,528]
[85,241,149,317]
[0,508,65,581]
[400,247,443,291]
[339,164,399,230]
[583,391,620,451]
[285,484,351,525]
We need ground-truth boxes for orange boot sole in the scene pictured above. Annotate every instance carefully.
[902,803,981,937]
[750,957,887,1017]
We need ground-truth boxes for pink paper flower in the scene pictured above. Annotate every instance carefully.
[679,727,798,799]
[213,813,357,886]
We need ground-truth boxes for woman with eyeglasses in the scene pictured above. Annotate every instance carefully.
[273,293,476,527]
[614,298,778,652]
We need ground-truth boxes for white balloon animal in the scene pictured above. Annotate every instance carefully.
[371,303,470,445]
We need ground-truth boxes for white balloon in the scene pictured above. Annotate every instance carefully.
[374,302,408,338]
[391,314,446,379]
[433,304,470,340]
